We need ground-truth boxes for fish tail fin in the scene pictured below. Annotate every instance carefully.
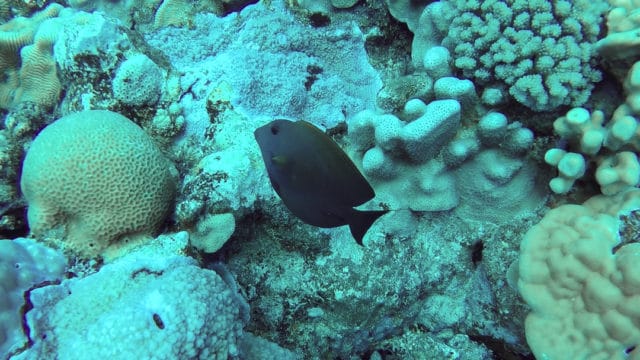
[349,209,389,246]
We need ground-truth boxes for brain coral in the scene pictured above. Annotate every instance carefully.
[20,110,176,258]
[438,0,607,111]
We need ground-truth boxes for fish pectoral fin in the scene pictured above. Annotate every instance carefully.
[271,155,288,167]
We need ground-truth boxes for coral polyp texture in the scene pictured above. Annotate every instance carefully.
[595,0,640,71]
[20,110,176,258]
[412,0,607,111]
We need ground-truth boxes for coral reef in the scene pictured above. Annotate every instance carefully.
[228,209,520,358]
[145,0,381,135]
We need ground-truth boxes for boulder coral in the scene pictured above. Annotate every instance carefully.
[20,110,176,258]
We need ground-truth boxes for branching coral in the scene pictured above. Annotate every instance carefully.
[414,0,607,111]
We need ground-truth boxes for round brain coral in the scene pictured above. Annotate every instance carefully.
[20,110,176,258]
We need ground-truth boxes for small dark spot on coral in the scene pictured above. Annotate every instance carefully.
[377,202,390,211]
[304,64,324,91]
[307,64,323,76]
[73,54,101,69]
[153,313,165,329]
[18,279,61,354]
[326,122,346,137]
[131,268,164,279]
[211,171,229,182]
[471,240,483,266]
[309,12,330,27]
[626,346,636,354]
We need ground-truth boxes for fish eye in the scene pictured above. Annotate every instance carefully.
[270,125,279,135]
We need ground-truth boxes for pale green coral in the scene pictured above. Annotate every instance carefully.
[20,110,177,258]
[545,107,640,195]
[545,55,640,195]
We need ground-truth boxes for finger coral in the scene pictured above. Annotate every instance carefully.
[416,0,607,111]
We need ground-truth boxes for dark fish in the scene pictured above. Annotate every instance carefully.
[254,119,388,245]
